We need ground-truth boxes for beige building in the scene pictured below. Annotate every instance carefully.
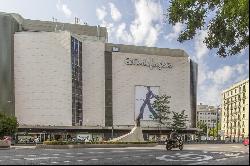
[1,12,198,142]
[196,103,220,128]
[221,78,249,142]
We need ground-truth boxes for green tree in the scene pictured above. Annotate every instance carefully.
[209,122,221,137]
[197,121,208,134]
[167,0,249,57]
[151,95,172,127]
[0,112,18,138]
[171,110,188,131]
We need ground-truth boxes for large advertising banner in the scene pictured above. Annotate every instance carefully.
[135,86,159,121]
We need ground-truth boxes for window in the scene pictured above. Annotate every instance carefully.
[243,114,245,118]
[231,91,232,95]
[235,89,237,93]
[242,128,244,133]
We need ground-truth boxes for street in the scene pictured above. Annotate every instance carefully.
[0,144,249,165]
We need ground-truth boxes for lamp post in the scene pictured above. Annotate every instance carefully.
[111,125,114,139]
[216,106,219,140]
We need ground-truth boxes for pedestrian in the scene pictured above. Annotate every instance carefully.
[34,137,39,145]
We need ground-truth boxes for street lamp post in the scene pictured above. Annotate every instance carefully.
[111,125,114,139]
[213,119,214,140]
[216,106,219,140]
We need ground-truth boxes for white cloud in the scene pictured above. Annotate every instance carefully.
[194,30,209,61]
[129,0,163,46]
[96,6,107,21]
[116,23,133,43]
[109,3,122,22]
[100,20,114,36]
[208,63,249,85]
[164,23,183,41]
[56,0,72,18]
[198,61,249,106]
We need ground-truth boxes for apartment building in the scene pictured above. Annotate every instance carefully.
[221,78,249,142]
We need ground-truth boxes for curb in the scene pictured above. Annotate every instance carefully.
[36,143,158,149]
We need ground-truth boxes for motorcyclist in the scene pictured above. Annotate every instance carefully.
[167,129,180,145]
[170,130,178,140]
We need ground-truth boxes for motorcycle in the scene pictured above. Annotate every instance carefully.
[165,136,183,150]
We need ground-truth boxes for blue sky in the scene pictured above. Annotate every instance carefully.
[0,0,249,106]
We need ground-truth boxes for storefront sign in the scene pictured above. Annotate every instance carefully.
[124,57,173,70]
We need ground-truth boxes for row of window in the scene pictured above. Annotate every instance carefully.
[198,112,217,115]
[226,128,245,134]
[222,107,246,114]
[223,84,246,98]
[224,93,246,104]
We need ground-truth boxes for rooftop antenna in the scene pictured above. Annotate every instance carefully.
[75,17,80,24]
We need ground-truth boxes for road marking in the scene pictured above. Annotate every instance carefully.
[91,158,99,161]
[148,155,154,157]
[66,153,72,155]
[28,155,36,157]
[52,154,60,156]
[64,161,71,163]
[123,157,129,159]
[51,161,59,164]
[97,151,104,153]
[156,154,213,162]
[39,163,46,165]
[105,158,113,160]
[77,160,83,162]
[12,159,21,161]
[112,150,126,153]
[133,156,141,158]
[77,153,84,155]
[65,156,74,158]
[225,153,240,157]
[41,154,48,156]
[24,157,59,161]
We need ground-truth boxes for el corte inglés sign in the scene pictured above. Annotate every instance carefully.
[124,57,173,70]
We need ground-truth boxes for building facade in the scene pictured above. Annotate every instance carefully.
[0,12,198,142]
[197,103,221,128]
[221,78,249,142]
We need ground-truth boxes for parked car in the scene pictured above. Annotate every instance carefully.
[243,137,249,146]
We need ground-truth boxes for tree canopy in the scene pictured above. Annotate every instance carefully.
[171,110,188,131]
[167,0,249,57]
[151,95,172,127]
[197,121,208,134]
[0,112,18,138]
